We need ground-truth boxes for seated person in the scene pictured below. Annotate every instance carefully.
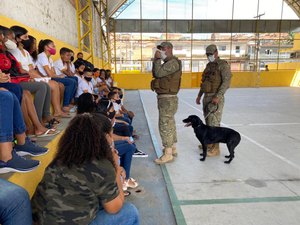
[36,39,76,113]
[105,69,114,88]
[0,89,47,174]
[112,87,135,121]
[0,178,32,225]
[74,51,94,70]
[31,113,139,225]
[21,34,66,119]
[108,91,132,125]
[74,60,85,85]
[75,67,93,100]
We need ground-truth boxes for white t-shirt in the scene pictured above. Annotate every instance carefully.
[113,102,121,113]
[106,77,113,87]
[70,63,76,73]
[36,52,54,77]
[76,79,93,98]
[53,58,67,77]
[8,48,33,72]
[75,74,83,85]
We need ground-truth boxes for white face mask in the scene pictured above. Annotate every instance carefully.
[161,51,167,60]
[5,39,17,50]
[208,55,215,62]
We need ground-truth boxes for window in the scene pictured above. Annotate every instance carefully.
[219,46,226,51]
[236,46,240,53]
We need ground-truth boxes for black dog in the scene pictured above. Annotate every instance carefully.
[183,115,241,164]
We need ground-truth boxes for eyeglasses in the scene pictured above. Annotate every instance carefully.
[206,53,213,56]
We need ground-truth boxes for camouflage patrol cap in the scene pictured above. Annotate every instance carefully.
[206,44,218,54]
[157,41,173,49]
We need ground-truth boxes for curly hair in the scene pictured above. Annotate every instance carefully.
[52,113,115,168]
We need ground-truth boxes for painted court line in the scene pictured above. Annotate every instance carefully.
[179,196,300,206]
[180,99,300,171]
[140,91,300,213]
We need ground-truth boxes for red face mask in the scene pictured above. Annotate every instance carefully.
[48,47,56,55]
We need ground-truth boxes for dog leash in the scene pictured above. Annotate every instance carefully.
[204,102,219,121]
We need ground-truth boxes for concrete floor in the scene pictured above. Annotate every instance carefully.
[1,87,300,225]
[139,87,300,225]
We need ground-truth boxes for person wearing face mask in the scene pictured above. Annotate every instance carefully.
[151,41,182,164]
[195,44,232,157]
[75,67,94,99]
[36,39,76,115]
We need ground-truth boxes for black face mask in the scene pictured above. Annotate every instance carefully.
[79,71,84,75]
[21,39,31,51]
[116,99,121,104]
[84,77,92,82]
[108,110,116,119]
[119,94,123,99]
[70,56,74,62]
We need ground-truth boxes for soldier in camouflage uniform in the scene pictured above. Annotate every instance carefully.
[196,44,232,156]
[151,42,182,164]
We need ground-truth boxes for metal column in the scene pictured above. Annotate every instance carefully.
[76,0,94,64]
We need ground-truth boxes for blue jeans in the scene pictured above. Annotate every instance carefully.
[114,140,135,179]
[113,123,133,137]
[116,114,132,125]
[51,77,77,107]
[0,178,32,225]
[0,83,23,104]
[0,91,26,143]
[89,202,139,225]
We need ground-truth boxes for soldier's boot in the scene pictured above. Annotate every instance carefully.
[155,147,174,164]
[207,143,220,157]
[172,144,177,157]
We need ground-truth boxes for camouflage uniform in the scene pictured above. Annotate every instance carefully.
[201,57,231,126]
[152,55,181,149]
[31,159,119,225]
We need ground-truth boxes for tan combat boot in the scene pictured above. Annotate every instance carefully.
[207,143,220,157]
[172,144,177,157]
[155,147,174,164]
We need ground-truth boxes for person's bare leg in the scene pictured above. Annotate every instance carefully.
[0,142,13,162]
[48,80,64,117]
[58,82,64,104]
[23,91,54,136]
[15,133,26,145]
[21,93,35,134]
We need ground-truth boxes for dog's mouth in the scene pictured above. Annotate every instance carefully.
[184,122,192,127]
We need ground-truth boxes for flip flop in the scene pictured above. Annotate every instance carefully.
[35,129,60,138]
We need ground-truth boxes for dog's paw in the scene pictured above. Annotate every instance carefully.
[225,155,230,158]
[224,158,232,164]
[200,158,206,161]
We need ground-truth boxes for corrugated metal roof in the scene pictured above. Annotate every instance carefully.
[284,0,300,17]
[108,0,127,17]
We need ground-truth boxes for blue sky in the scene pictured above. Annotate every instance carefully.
[117,0,298,20]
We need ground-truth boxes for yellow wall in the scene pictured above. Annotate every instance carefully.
[0,14,102,68]
[114,69,299,89]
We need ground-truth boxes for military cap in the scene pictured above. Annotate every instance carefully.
[206,44,218,54]
[157,41,173,49]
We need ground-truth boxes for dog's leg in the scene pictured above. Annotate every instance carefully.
[200,143,207,161]
[224,142,235,164]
